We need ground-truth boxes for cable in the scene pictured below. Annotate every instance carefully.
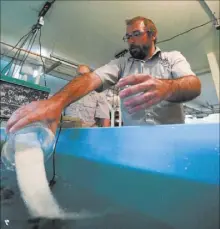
[11,35,33,76]
[49,114,63,188]
[39,27,47,87]
[1,31,34,75]
[16,32,35,73]
[157,18,220,44]
[38,0,56,18]
[19,30,38,75]
[115,18,219,58]
[1,0,57,79]
[0,30,33,58]
[11,32,36,77]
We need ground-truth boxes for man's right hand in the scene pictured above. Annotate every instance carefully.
[6,98,63,134]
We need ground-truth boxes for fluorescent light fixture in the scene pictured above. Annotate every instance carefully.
[50,53,79,69]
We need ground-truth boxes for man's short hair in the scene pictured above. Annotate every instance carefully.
[126,16,158,43]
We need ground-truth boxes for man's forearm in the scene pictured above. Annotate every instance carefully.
[51,72,102,109]
[166,75,201,103]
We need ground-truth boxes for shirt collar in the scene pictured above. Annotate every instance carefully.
[128,46,161,62]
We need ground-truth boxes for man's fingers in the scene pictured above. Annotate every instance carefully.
[6,99,61,134]
[127,97,160,114]
[8,114,39,133]
[117,74,152,87]
[119,81,155,98]
[8,112,58,134]
[6,102,37,132]
[6,107,28,132]
[123,91,156,109]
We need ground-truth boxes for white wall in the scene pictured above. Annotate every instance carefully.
[185,113,220,124]
[186,71,219,108]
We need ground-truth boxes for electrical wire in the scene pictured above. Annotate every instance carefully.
[39,27,47,87]
[49,114,63,188]
[11,33,34,76]
[0,30,33,58]
[2,25,47,87]
[16,32,35,74]
[19,30,38,75]
[157,18,220,44]
[11,32,36,77]
[116,18,219,58]
[1,30,34,75]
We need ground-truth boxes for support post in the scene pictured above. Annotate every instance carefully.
[207,52,220,101]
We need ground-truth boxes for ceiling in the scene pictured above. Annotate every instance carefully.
[0,1,219,112]
[1,1,219,70]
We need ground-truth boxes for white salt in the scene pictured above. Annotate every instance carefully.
[14,132,101,220]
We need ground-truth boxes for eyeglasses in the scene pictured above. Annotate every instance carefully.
[122,30,147,42]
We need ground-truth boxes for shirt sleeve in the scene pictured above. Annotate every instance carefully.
[94,57,123,92]
[171,51,196,78]
[95,93,110,119]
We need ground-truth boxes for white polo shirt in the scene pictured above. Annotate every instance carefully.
[65,91,110,125]
[94,47,196,125]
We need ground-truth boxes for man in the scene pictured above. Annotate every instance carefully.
[6,16,201,133]
[64,65,110,127]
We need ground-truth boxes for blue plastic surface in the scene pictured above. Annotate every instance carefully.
[54,123,220,185]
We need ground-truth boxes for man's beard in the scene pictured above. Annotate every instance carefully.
[129,44,150,60]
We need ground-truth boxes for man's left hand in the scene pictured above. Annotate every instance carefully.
[116,74,173,113]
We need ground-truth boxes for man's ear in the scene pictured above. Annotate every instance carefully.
[147,29,157,43]
[152,34,157,43]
